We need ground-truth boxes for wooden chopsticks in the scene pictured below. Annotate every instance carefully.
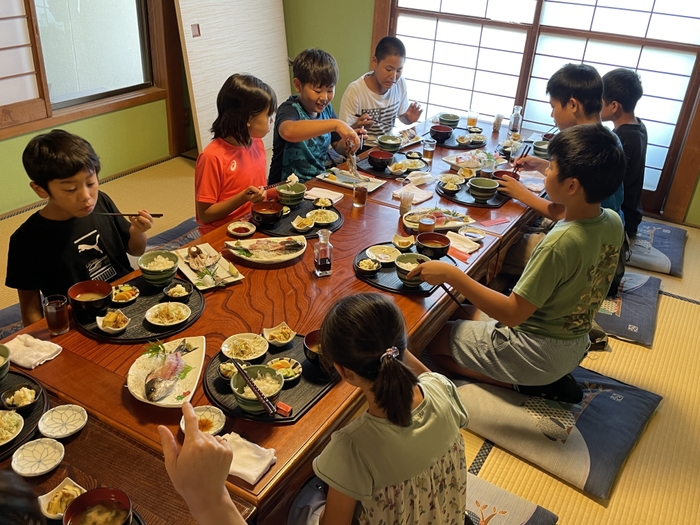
[512,145,532,175]
[439,284,473,317]
[95,213,163,218]
[232,359,278,416]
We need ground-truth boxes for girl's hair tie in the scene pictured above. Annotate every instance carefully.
[381,346,400,362]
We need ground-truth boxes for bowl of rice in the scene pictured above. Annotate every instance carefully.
[137,251,179,287]
[230,365,284,414]
[395,253,430,287]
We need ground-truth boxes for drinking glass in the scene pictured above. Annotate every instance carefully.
[467,110,479,127]
[43,294,70,336]
[353,180,368,207]
[480,159,495,178]
[422,139,437,171]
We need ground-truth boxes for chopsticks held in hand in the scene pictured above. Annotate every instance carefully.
[231,359,278,416]
[439,284,473,317]
[512,145,532,175]
[246,180,294,196]
[95,212,163,218]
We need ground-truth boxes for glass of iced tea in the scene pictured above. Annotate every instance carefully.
[422,139,437,169]
[43,294,70,336]
[353,180,368,207]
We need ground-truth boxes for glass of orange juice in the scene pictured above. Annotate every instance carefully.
[467,109,479,127]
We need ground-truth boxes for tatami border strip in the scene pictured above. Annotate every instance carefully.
[659,290,700,305]
[468,440,494,475]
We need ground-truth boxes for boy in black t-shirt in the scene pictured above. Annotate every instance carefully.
[6,130,153,326]
[601,68,648,239]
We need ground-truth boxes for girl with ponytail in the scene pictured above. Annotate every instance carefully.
[309,293,469,525]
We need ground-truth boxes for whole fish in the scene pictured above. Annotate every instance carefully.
[144,340,194,402]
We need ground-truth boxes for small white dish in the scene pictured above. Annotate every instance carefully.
[145,302,191,327]
[0,410,24,446]
[180,405,225,435]
[267,357,303,382]
[95,310,130,334]
[458,226,486,242]
[438,173,466,185]
[263,322,297,347]
[221,333,269,361]
[39,404,88,439]
[291,215,315,233]
[12,438,64,477]
[227,221,256,238]
[366,245,401,265]
[282,206,291,216]
[388,162,407,175]
[306,209,339,226]
[38,477,86,519]
[392,234,415,251]
[457,167,477,180]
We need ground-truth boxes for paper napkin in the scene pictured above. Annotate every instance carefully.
[222,432,276,485]
[446,231,481,254]
[405,171,435,186]
[392,184,433,204]
[519,170,546,193]
[4,333,62,369]
[304,187,344,204]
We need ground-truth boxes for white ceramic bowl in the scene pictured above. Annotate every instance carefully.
[96,310,130,334]
[39,404,88,438]
[392,234,415,251]
[366,245,401,265]
[38,477,86,519]
[145,303,191,327]
[12,438,65,477]
[291,216,315,233]
[179,405,225,435]
[221,333,269,362]
[0,410,23,446]
[227,221,256,238]
[262,322,297,347]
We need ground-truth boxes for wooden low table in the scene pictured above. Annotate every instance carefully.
[1,123,537,523]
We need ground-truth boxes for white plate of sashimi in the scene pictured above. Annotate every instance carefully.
[127,337,205,407]
[225,236,307,264]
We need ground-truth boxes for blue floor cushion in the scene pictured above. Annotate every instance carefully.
[466,473,558,524]
[0,303,23,339]
[595,272,661,347]
[147,217,200,251]
[455,367,662,499]
[627,221,687,277]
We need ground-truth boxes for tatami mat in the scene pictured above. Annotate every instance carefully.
[472,294,700,524]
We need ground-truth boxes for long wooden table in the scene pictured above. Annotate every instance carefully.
[1,118,540,524]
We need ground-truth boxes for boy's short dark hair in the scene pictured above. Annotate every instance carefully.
[602,68,643,113]
[547,63,603,116]
[375,36,406,62]
[211,74,277,145]
[292,49,338,87]
[549,123,626,204]
[22,129,101,192]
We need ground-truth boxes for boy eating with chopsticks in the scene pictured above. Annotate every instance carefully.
[6,129,153,326]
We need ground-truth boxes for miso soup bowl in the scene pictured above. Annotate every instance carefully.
[67,280,113,322]
[63,487,132,525]
[252,202,284,225]
[416,232,451,259]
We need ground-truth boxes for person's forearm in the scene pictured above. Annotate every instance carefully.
[279,120,340,143]
[443,267,526,326]
[18,290,43,326]
[127,230,148,256]
[516,193,565,221]
[197,195,247,225]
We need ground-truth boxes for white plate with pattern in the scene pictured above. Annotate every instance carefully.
[12,438,65,477]
[39,405,88,439]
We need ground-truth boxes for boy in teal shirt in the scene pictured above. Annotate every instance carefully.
[409,124,626,403]
[268,49,362,183]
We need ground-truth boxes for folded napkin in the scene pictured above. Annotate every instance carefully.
[446,231,481,254]
[404,171,435,186]
[392,184,432,205]
[304,187,344,203]
[519,170,545,193]
[222,432,276,485]
[4,334,62,369]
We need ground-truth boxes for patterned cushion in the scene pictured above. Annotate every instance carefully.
[147,217,200,251]
[627,221,687,276]
[0,303,23,339]
[595,272,661,346]
[455,367,662,499]
[466,473,558,525]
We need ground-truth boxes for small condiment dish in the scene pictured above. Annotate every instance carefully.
[180,405,225,435]
[2,382,41,414]
[354,258,381,277]
[392,234,415,251]
[111,284,139,305]
[163,281,194,302]
[219,359,248,381]
[388,162,407,176]
[227,221,256,238]
[263,322,297,347]
[366,245,401,265]
[457,167,477,179]
[38,477,86,520]
[458,226,486,242]
[312,197,333,208]
[96,310,130,334]
[405,150,423,160]
[267,357,303,383]
[291,215,315,233]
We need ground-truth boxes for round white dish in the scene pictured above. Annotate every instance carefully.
[366,245,402,265]
[12,438,64,477]
[39,404,88,439]
[221,333,269,361]
[227,221,256,238]
[145,302,191,327]
[0,410,24,446]
[180,405,225,435]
